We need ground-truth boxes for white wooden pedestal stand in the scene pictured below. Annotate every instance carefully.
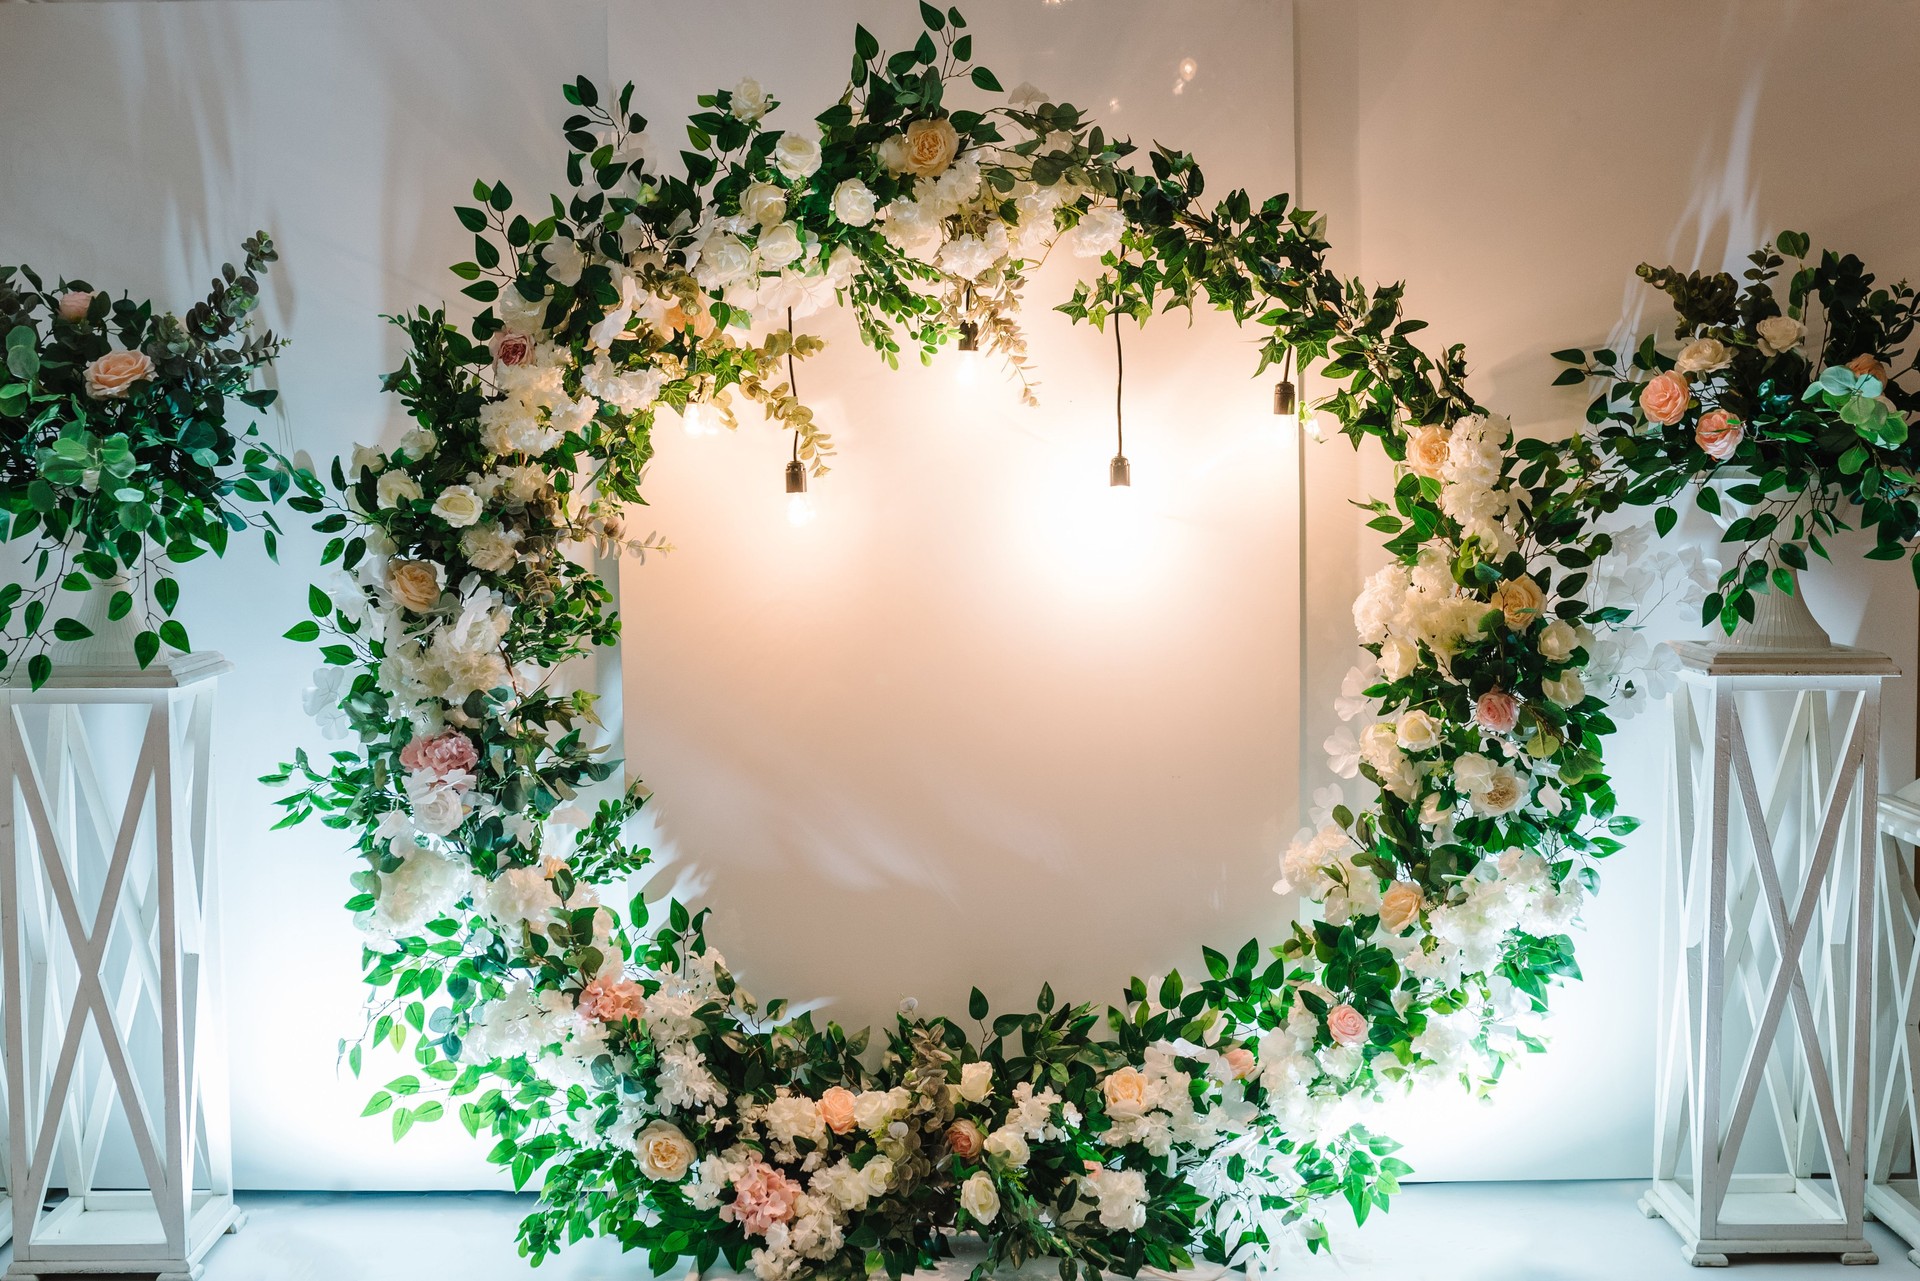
[1866,778,1920,1263]
[0,653,243,1281]
[1641,640,1896,1266]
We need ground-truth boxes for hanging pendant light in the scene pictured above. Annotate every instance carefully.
[1272,347,1298,430]
[1109,319,1131,489]
[782,307,816,526]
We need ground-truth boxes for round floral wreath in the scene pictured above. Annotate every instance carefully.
[268,10,1670,1279]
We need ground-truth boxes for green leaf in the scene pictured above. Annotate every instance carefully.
[27,654,50,690]
[971,67,1003,93]
[1654,505,1677,538]
[107,591,133,621]
[154,576,179,615]
[134,630,160,668]
[854,23,879,61]
[309,584,332,616]
[361,1091,394,1117]
[51,617,93,643]
[158,619,190,653]
[968,987,989,1020]
[920,1,944,29]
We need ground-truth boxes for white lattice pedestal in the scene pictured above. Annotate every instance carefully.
[0,654,242,1281]
[1867,779,1920,1265]
[1641,641,1897,1266]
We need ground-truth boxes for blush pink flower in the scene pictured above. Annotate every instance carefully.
[722,1159,802,1237]
[492,331,534,366]
[1638,370,1690,426]
[577,974,645,1024]
[57,290,93,323]
[400,730,479,781]
[1327,1003,1370,1047]
[1473,690,1522,735]
[1221,1047,1257,1080]
[1695,409,1743,462]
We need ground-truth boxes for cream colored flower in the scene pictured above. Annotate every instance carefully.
[885,117,959,177]
[1542,671,1585,708]
[1756,315,1803,357]
[960,1171,1000,1224]
[1405,425,1451,479]
[1395,710,1442,752]
[1378,881,1424,931]
[832,179,877,227]
[1489,575,1545,631]
[635,1120,695,1181]
[1674,337,1733,374]
[385,559,444,613]
[1538,619,1579,663]
[1101,1066,1150,1117]
[957,1060,992,1104]
[430,485,484,529]
[375,470,423,509]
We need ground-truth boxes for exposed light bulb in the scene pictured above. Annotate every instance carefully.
[784,459,815,526]
[955,321,982,386]
[1109,453,1132,489]
[683,401,720,437]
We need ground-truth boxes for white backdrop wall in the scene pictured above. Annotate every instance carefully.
[0,0,1915,1194]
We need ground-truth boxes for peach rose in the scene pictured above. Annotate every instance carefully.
[1101,1066,1151,1117]
[1378,881,1424,932]
[1638,370,1690,426]
[400,729,478,779]
[893,117,959,177]
[83,349,154,400]
[1474,690,1521,735]
[492,332,533,366]
[1405,425,1451,479]
[664,303,715,340]
[1326,1003,1370,1047]
[57,290,94,323]
[1695,409,1743,462]
[385,558,444,613]
[1847,354,1892,386]
[818,1085,857,1135]
[946,1119,984,1160]
[1489,575,1545,630]
[1221,1046,1257,1080]
[577,973,645,1024]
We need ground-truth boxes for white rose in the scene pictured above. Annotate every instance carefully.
[960,1171,1000,1224]
[542,237,586,287]
[831,179,877,227]
[862,1155,894,1195]
[1395,709,1442,752]
[774,131,822,180]
[406,777,466,837]
[376,470,423,509]
[757,223,804,270]
[957,1061,992,1103]
[696,233,753,288]
[1756,314,1803,357]
[984,1126,1029,1168]
[1674,336,1733,374]
[635,1120,695,1181]
[430,485,484,529]
[740,181,786,230]
[1542,672,1585,708]
[397,427,437,460]
[852,1090,898,1134]
[731,77,771,122]
[1377,636,1418,682]
[351,444,387,477]
[1538,620,1580,663]
[461,525,521,574]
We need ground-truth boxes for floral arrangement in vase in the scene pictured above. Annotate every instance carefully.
[1555,231,1918,640]
[0,234,312,684]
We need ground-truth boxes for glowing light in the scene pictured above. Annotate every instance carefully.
[682,401,721,437]
[955,320,982,386]
[787,491,817,527]
[1272,379,1298,432]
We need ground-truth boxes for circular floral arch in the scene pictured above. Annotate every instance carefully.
[269,9,1649,1278]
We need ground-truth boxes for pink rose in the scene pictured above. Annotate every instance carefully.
[1695,409,1743,462]
[577,973,645,1024]
[722,1159,802,1237]
[1473,690,1521,735]
[492,331,533,366]
[1327,1004,1370,1047]
[1638,370,1690,426]
[400,729,479,780]
[819,1085,857,1135]
[57,290,94,323]
[946,1119,984,1159]
[83,349,154,399]
[1221,1047,1256,1080]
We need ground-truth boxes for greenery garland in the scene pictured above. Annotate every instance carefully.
[267,9,1675,1277]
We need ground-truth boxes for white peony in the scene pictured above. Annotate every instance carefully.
[636,1120,696,1181]
[938,234,999,281]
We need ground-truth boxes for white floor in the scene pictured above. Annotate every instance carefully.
[3,1182,1911,1280]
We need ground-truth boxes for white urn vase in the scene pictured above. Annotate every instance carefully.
[1703,469,1831,651]
[50,570,152,668]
